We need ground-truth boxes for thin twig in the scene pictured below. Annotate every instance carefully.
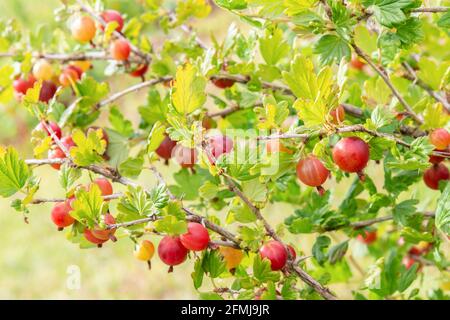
[351,43,423,124]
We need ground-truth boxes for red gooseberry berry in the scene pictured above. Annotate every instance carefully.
[332,137,370,178]
[423,163,449,190]
[430,128,450,150]
[156,136,177,161]
[207,135,234,163]
[51,201,75,230]
[158,236,188,270]
[296,156,330,195]
[174,145,198,169]
[259,240,288,271]
[180,222,210,251]
[330,105,345,124]
[356,230,377,245]
[71,16,96,43]
[110,39,131,61]
[100,10,124,32]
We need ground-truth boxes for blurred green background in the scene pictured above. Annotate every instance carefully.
[0,0,446,300]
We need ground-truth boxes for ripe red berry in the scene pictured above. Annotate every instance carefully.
[60,136,76,149]
[90,213,116,241]
[350,58,365,70]
[430,128,450,150]
[174,145,197,168]
[158,236,188,267]
[332,137,370,175]
[13,75,36,97]
[180,222,210,251]
[259,241,288,271]
[296,156,330,194]
[71,16,96,43]
[39,81,57,103]
[36,121,62,140]
[330,105,345,124]
[110,39,131,61]
[84,229,108,247]
[357,230,377,245]
[91,178,113,197]
[129,64,148,78]
[156,136,177,161]
[100,10,124,32]
[207,135,233,163]
[429,149,446,165]
[211,78,235,89]
[51,201,75,230]
[202,116,215,130]
[423,163,450,190]
[59,66,82,87]
[48,147,65,170]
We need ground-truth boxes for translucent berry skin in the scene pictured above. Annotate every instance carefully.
[174,145,198,168]
[402,256,421,272]
[48,148,65,170]
[36,121,62,140]
[350,58,365,70]
[13,75,36,97]
[180,222,210,251]
[110,39,131,61]
[296,156,330,187]
[429,149,445,165]
[100,10,124,32]
[357,230,377,245]
[332,137,370,173]
[90,213,116,241]
[219,246,244,270]
[51,201,75,229]
[156,136,177,160]
[39,81,57,103]
[84,229,108,245]
[91,178,113,197]
[330,105,345,124]
[259,240,288,271]
[71,16,96,43]
[32,60,53,81]
[134,240,155,261]
[207,135,233,163]
[158,236,188,266]
[423,164,450,190]
[430,128,450,150]
[59,66,82,87]
[129,64,148,78]
[211,78,235,89]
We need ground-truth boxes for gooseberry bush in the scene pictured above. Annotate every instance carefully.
[0,0,449,300]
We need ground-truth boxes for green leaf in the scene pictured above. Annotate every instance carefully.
[328,240,348,265]
[437,11,450,28]
[241,178,267,203]
[70,184,104,226]
[398,264,418,292]
[191,258,204,289]
[312,235,331,265]
[109,106,134,138]
[147,121,166,153]
[253,254,280,282]
[202,250,227,278]
[154,215,187,236]
[435,183,450,235]
[314,34,351,65]
[118,156,144,179]
[215,0,247,10]
[363,0,414,27]
[259,27,290,65]
[70,128,107,166]
[172,63,206,115]
[58,163,81,190]
[0,147,30,197]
